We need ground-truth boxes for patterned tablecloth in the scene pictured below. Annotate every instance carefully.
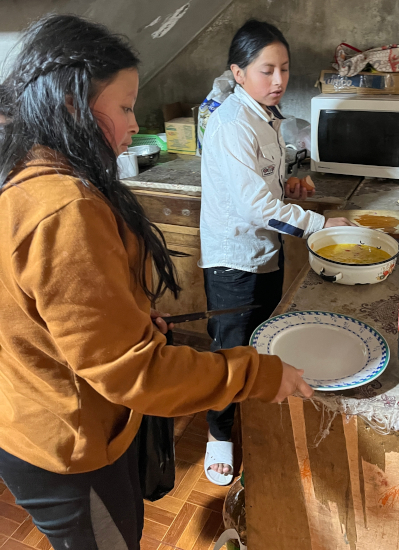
[287,266,399,436]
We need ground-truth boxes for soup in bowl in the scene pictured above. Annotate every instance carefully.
[307,226,398,285]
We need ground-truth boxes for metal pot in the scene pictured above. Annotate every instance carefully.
[307,226,399,285]
[128,145,160,167]
[285,146,307,179]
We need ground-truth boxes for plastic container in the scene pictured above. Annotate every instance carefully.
[117,151,139,179]
[131,134,167,151]
[222,472,246,550]
[280,115,298,145]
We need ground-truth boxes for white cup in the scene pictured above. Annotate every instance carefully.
[117,151,139,179]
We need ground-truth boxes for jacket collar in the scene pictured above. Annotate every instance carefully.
[234,84,284,123]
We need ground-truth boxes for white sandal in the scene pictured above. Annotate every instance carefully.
[204,441,234,486]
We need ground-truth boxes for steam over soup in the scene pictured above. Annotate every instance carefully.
[316,244,392,264]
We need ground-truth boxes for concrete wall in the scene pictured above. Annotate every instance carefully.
[1,0,397,129]
[135,0,399,129]
[0,0,233,84]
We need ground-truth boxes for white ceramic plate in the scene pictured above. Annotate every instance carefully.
[250,311,390,391]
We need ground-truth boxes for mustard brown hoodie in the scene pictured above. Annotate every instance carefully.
[0,147,283,474]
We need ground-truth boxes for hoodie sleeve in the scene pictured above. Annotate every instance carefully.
[12,196,283,417]
[209,116,325,239]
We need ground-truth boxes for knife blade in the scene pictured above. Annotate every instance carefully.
[161,304,261,324]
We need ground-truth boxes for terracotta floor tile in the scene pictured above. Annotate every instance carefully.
[208,522,227,550]
[174,416,194,439]
[169,460,194,498]
[0,503,28,525]
[178,431,207,446]
[21,526,43,547]
[191,511,223,550]
[157,544,184,550]
[143,518,169,541]
[0,491,16,506]
[0,517,19,538]
[184,413,208,436]
[192,478,231,501]
[1,538,37,550]
[144,502,176,527]
[162,502,197,546]
[170,464,203,502]
[9,518,34,542]
[186,491,224,513]
[176,506,211,549]
[175,436,205,465]
[35,536,53,549]
[146,495,184,516]
[0,533,9,547]
[140,535,162,550]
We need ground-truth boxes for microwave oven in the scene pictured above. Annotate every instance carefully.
[311,93,399,179]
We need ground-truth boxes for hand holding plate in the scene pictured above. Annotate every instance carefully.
[272,362,314,403]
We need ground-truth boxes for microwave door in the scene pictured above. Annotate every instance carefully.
[317,109,399,168]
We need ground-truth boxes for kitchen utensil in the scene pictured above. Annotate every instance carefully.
[285,147,307,179]
[161,305,261,324]
[307,226,398,285]
[128,144,161,167]
[250,311,390,391]
[117,151,139,178]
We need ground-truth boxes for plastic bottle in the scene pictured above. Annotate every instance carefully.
[222,472,247,550]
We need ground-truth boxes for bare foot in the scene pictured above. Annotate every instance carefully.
[207,431,233,475]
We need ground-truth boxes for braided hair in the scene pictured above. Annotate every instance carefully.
[0,14,180,302]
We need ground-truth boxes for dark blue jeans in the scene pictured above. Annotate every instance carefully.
[204,267,284,440]
[0,439,143,550]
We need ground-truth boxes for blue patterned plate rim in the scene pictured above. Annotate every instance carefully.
[249,310,390,391]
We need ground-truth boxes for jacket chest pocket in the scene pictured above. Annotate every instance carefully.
[259,143,281,178]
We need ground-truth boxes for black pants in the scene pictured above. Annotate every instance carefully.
[0,440,143,550]
[204,267,284,441]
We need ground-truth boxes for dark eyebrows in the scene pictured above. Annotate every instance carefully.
[260,60,289,67]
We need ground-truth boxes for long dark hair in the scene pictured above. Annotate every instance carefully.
[0,14,180,301]
[228,19,290,69]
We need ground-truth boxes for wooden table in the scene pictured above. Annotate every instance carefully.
[241,179,399,550]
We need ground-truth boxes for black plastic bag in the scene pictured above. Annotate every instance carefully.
[136,330,175,502]
[137,414,175,501]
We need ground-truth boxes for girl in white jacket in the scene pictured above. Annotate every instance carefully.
[199,19,352,486]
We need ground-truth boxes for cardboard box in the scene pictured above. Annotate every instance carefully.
[317,69,399,94]
[163,103,199,155]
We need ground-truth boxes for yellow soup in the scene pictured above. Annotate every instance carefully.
[316,244,391,264]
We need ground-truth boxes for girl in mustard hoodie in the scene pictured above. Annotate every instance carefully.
[0,14,312,550]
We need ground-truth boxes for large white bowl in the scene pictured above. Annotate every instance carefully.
[307,226,399,285]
